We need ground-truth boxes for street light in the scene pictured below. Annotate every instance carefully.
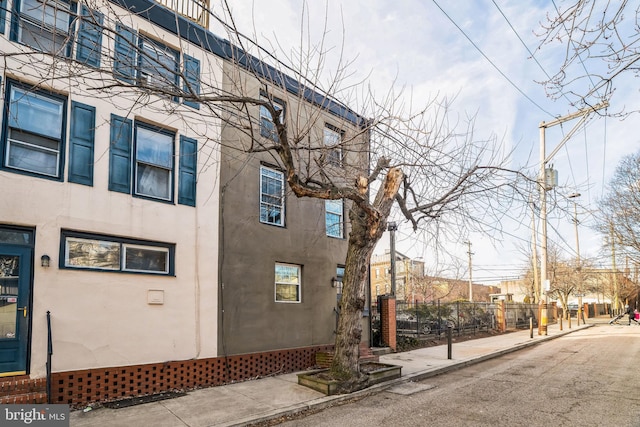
[569,192,584,325]
[388,221,397,296]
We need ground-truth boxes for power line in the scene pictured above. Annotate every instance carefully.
[490,0,551,81]
[491,0,605,200]
[431,0,554,117]
[491,0,589,109]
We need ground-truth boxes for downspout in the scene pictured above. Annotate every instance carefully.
[194,199,201,358]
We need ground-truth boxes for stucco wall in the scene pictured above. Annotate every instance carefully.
[218,62,370,355]
[0,0,223,377]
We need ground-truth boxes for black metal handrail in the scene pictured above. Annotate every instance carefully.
[46,311,53,404]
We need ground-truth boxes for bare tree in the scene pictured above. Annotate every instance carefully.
[519,268,538,304]
[3,0,529,390]
[596,151,640,261]
[538,1,640,111]
[517,241,596,314]
[411,261,468,304]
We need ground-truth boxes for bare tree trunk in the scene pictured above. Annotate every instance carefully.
[330,169,402,392]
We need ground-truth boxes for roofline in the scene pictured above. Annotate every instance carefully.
[108,0,366,127]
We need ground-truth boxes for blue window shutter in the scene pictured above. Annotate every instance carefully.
[68,102,96,186]
[76,7,103,67]
[178,136,197,206]
[183,55,200,109]
[108,114,132,193]
[114,24,137,83]
[0,0,6,34]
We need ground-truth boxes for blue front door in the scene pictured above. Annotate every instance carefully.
[0,245,32,375]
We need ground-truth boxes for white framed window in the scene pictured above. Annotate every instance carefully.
[138,36,179,91]
[325,199,344,238]
[275,263,301,303]
[134,124,174,201]
[323,124,343,167]
[260,95,285,141]
[260,166,285,226]
[122,244,169,274]
[4,85,65,178]
[62,231,174,275]
[14,0,73,55]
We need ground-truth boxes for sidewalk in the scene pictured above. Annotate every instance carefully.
[70,320,599,427]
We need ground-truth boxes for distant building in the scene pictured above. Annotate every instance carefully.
[370,251,424,302]
[499,279,531,302]
[370,252,499,303]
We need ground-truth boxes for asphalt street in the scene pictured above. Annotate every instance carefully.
[276,322,640,427]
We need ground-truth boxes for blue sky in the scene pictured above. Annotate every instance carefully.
[212,1,640,283]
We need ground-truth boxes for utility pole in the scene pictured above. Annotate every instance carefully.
[569,193,583,325]
[610,222,619,314]
[635,263,639,310]
[388,222,397,296]
[538,101,608,335]
[465,241,474,302]
[530,198,539,303]
[539,121,550,335]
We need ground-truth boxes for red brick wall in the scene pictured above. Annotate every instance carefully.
[380,296,396,351]
[51,344,333,408]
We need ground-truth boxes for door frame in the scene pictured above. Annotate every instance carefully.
[0,226,34,376]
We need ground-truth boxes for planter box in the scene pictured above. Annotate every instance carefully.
[360,362,402,385]
[297,369,340,395]
[297,363,402,395]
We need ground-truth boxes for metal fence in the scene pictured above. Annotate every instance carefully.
[155,0,210,28]
[371,299,556,345]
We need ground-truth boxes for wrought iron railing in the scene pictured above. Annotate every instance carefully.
[154,0,210,28]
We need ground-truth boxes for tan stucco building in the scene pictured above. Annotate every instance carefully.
[0,0,368,406]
